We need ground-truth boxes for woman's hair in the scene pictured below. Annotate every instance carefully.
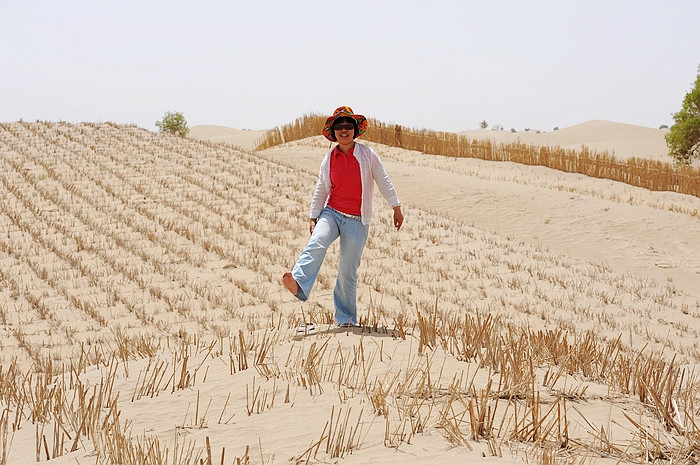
[330,117,358,141]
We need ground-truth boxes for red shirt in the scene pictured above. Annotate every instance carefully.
[327,145,362,216]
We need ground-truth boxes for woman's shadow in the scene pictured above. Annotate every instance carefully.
[293,323,411,340]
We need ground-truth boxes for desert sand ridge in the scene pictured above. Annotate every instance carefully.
[189,125,267,151]
[0,121,699,464]
[457,120,671,162]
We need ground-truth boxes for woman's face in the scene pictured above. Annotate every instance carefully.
[333,117,356,143]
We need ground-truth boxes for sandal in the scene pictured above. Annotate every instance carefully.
[296,322,316,333]
[337,323,358,328]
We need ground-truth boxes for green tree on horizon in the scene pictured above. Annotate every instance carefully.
[156,111,189,137]
[665,72,700,164]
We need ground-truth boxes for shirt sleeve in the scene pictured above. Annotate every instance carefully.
[369,148,400,207]
[309,153,331,218]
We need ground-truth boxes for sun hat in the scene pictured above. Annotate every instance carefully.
[321,106,368,142]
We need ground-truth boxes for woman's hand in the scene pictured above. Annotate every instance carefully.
[309,218,317,234]
[393,206,404,231]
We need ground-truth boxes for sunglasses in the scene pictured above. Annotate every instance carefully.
[333,123,355,131]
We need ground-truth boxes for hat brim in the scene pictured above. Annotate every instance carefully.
[322,114,368,141]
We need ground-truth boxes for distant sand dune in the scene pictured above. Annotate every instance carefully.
[458,120,670,161]
[189,124,267,150]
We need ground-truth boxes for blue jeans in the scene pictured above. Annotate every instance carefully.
[291,207,370,325]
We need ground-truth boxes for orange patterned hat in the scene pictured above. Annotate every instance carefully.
[322,106,368,142]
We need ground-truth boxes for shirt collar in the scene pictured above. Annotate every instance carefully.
[332,144,355,157]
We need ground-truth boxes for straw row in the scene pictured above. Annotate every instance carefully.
[256,114,700,200]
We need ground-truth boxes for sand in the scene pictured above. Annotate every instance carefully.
[0,119,698,464]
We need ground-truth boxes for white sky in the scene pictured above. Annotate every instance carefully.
[2,0,698,132]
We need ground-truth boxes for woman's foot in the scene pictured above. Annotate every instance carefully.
[337,323,358,328]
[282,272,299,295]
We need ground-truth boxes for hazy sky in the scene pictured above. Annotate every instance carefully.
[2,0,698,132]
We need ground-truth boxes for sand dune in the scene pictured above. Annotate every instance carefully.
[189,124,267,151]
[254,124,699,297]
[0,121,698,464]
[458,120,670,161]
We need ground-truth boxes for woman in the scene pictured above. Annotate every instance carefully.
[283,106,404,327]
